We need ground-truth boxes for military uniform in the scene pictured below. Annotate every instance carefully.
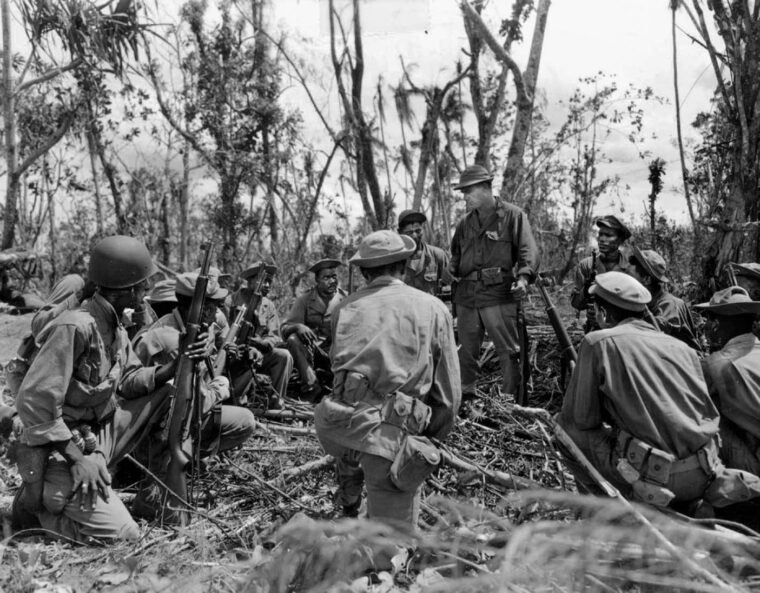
[403,242,453,295]
[650,288,701,350]
[570,251,632,311]
[314,231,460,527]
[450,199,538,395]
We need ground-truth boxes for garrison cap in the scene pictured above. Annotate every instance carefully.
[595,215,632,241]
[309,259,343,274]
[241,262,278,280]
[175,272,229,300]
[398,209,427,227]
[349,230,416,268]
[694,286,760,316]
[590,271,651,312]
[734,263,760,282]
[146,279,178,304]
[630,246,670,283]
[452,165,494,190]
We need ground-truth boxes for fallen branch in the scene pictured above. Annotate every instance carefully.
[436,441,542,491]
[282,454,334,481]
[256,408,314,421]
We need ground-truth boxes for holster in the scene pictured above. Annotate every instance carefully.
[15,442,50,513]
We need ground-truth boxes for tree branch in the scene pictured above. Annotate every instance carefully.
[14,58,84,96]
[15,112,73,178]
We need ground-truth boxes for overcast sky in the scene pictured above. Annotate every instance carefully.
[268,0,717,226]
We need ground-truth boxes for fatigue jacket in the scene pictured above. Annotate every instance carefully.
[281,287,346,344]
[570,250,632,311]
[403,243,453,295]
[314,277,461,461]
[450,200,539,308]
[230,289,282,350]
[16,293,157,447]
[650,288,701,350]
[558,318,719,459]
[135,310,227,416]
[702,333,760,441]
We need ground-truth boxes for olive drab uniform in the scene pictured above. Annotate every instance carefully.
[559,319,760,508]
[314,276,460,526]
[650,288,701,351]
[282,286,346,389]
[403,243,453,295]
[15,293,169,542]
[570,251,633,312]
[450,199,539,396]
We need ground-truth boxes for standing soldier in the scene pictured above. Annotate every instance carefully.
[697,287,760,475]
[627,246,701,350]
[12,236,195,542]
[314,231,460,527]
[558,272,760,513]
[570,215,633,331]
[397,209,453,295]
[229,262,293,405]
[281,259,346,401]
[450,165,539,399]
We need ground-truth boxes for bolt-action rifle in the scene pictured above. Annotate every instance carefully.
[163,242,214,526]
[213,304,247,376]
[235,271,269,346]
[535,275,578,381]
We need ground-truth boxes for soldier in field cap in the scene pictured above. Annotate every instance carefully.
[558,272,760,514]
[627,246,701,350]
[314,230,460,527]
[696,287,760,476]
[281,258,346,401]
[396,209,453,295]
[571,214,634,331]
[450,164,540,400]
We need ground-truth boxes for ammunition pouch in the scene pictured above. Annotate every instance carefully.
[380,392,431,436]
[390,435,441,492]
[15,442,51,513]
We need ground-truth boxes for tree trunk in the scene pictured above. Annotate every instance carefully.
[500,0,551,202]
[1,0,18,249]
[87,131,104,237]
[179,138,190,271]
[411,96,441,211]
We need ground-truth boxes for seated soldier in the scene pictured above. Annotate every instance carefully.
[228,262,293,406]
[627,246,701,350]
[12,236,193,542]
[696,287,760,475]
[558,271,760,514]
[281,259,346,401]
[132,272,256,521]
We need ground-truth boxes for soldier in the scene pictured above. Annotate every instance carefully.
[627,246,701,350]
[696,287,760,475]
[281,259,346,401]
[397,209,452,295]
[570,216,633,330]
[733,263,760,301]
[558,272,760,513]
[131,273,256,519]
[229,262,293,404]
[12,236,203,542]
[450,165,539,398]
[314,231,460,527]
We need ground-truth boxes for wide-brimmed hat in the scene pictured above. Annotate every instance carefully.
[590,271,651,312]
[630,246,670,283]
[349,231,416,268]
[398,209,427,227]
[309,259,343,274]
[694,286,760,316]
[241,262,278,280]
[733,263,760,282]
[147,279,178,304]
[452,165,494,190]
[595,215,632,241]
[175,273,229,300]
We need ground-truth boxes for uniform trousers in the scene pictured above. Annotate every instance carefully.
[457,302,520,395]
[718,418,760,476]
[286,334,330,388]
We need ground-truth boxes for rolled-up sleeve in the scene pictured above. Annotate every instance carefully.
[281,295,307,338]
[558,338,603,432]
[16,323,85,446]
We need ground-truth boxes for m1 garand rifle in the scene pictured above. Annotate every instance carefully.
[163,242,214,526]
[213,304,247,376]
[535,274,578,386]
[235,270,268,345]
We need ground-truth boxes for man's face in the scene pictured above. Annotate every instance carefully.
[316,268,339,298]
[246,273,271,296]
[702,315,728,350]
[460,183,493,212]
[201,299,220,327]
[399,222,424,248]
[597,227,623,257]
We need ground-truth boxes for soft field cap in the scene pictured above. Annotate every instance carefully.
[631,246,669,283]
[595,215,632,241]
[349,231,416,268]
[175,272,228,300]
[590,271,651,312]
[309,259,343,274]
[398,209,427,227]
[147,279,178,304]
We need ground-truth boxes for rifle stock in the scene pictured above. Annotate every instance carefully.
[213,304,247,376]
[163,243,214,525]
[535,275,578,366]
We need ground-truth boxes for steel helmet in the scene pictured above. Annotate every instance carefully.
[88,235,157,289]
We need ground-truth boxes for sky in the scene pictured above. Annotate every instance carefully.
[265,0,718,226]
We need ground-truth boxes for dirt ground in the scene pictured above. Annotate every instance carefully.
[0,312,32,365]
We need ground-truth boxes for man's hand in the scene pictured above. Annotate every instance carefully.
[294,323,318,346]
[185,331,213,360]
[224,342,241,360]
[249,337,273,354]
[247,346,264,367]
[70,452,111,511]
[510,276,529,300]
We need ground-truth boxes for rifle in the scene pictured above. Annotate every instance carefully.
[347,264,354,294]
[535,274,578,371]
[213,304,247,376]
[726,263,738,287]
[236,271,268,345]
[163,242,214,526]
